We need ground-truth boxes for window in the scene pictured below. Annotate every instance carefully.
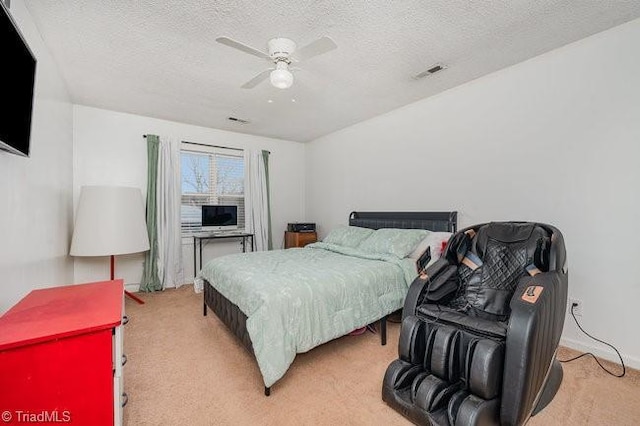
[180,143,244,233]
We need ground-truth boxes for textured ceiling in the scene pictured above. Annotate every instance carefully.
[24,0,640,142]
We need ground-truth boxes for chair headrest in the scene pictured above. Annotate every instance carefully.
[447,222,552,272]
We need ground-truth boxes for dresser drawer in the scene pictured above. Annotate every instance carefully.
[113,309,127,426]
[113,324,124,378]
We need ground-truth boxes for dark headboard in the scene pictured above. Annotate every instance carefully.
[349,211,457,233]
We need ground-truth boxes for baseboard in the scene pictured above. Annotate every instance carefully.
[120,281,637,373]
[560,336,639,371]
[121,281,636,370]
[124,282,192,292]
[125,283,140,293]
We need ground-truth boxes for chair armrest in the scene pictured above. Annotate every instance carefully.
[500,270,568,425]
[402,258,457,320]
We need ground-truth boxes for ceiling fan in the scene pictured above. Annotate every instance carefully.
[216,36,338,89]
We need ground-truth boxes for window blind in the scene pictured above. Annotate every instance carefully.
[180,143,245,233]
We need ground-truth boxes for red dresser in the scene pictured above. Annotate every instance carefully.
[0,280,126,425]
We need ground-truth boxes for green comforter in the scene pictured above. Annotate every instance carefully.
[199,242,418,387]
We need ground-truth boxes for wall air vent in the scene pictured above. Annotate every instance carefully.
[413,63,447,80]
[227,116,250,124]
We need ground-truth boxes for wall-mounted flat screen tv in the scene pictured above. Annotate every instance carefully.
[0,1,37,157]
[202,205,238,232]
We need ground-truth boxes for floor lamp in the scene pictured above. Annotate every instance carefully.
[70,186,151,304]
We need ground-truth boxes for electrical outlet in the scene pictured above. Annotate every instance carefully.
[569,298,583,316]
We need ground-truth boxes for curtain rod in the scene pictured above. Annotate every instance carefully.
[143,135,270,154]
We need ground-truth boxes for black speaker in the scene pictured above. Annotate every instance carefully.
[287,223,316,233]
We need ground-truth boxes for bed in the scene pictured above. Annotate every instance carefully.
[199,211,457,395]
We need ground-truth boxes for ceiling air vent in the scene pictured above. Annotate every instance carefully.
[413,63,447,80]
[227,116,250,125]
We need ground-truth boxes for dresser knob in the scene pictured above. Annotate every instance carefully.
[121,354,127,366]
[122,315,129,325]
[121,392,129,407]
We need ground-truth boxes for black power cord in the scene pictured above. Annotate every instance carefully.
[558,303,626,378]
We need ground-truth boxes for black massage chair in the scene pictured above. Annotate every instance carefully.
[383,222,568,426]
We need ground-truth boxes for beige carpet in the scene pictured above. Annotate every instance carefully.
[123,286,639,425]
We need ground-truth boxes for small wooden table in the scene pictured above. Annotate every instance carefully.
[285,231,318,248]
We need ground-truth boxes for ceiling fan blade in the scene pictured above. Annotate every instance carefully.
[294,36,337,62]
[216,37,271,60]
[241,69,272,89]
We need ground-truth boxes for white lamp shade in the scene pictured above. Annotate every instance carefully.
[70,186,150,257]
[270,68,293,89]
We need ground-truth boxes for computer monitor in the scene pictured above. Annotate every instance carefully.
[201,205,238,232]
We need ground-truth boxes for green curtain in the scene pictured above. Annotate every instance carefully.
[262,150,273,250]
[140,135,162,292]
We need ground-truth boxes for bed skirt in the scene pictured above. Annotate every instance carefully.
[203,279,254,355]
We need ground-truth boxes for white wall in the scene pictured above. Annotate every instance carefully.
[306,19,640,367]
[0,0,74,312]
[72,105,306,288]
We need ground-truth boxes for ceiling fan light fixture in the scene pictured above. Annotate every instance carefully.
[217,36,337,90]
[270,62,293,89]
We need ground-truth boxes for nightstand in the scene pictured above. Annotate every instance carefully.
[285,231,318,248]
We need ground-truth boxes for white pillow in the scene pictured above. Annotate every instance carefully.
[409,232,453,267]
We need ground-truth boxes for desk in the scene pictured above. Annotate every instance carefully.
[193,232,255,277]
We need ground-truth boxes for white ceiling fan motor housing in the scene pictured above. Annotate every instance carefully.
[268,38,296,60]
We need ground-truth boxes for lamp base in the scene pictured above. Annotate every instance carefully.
[111,255,146,305]
[125,290,145,305]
